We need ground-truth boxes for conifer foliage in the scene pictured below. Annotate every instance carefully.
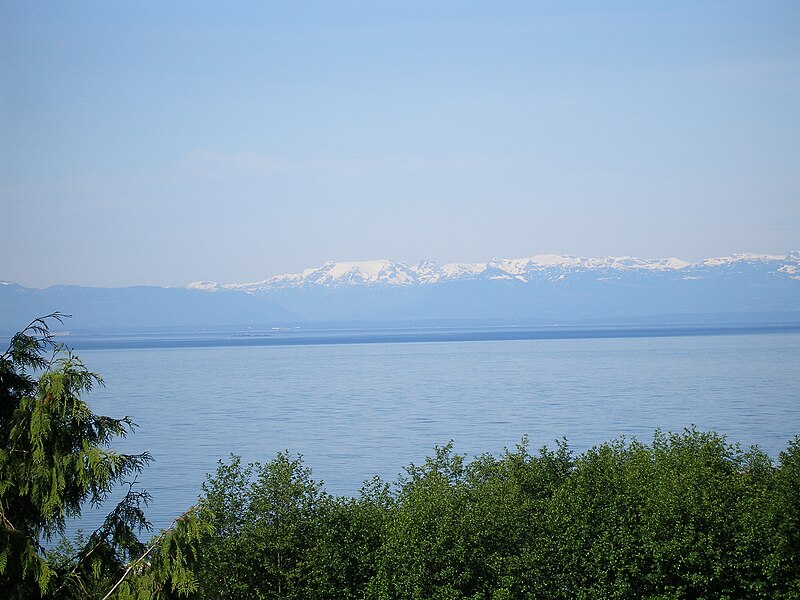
[0,315,202,598]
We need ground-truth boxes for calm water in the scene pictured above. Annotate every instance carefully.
[67,326,799,532]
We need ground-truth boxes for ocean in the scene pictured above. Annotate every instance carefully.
[54,324,800,532]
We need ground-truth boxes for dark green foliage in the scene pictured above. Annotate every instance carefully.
[194,452,328,599]
[0,315,153,598]
[179,430,800,599]
[192,455,255,598]
[768,437,800,596]
[0,316,206,599]
[305,477,393,599]
[372,443,475,599]
[110,507,207,600]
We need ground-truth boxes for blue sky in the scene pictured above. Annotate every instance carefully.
[2,1,799,287]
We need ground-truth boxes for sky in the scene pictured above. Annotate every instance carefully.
[2,1,799,288]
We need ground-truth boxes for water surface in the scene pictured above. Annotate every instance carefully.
[70,326,800,531]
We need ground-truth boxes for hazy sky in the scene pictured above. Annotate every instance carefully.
[2,2,799,287]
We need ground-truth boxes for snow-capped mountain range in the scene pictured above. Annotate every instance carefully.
[188,252,800,292]
[2,252,799,332]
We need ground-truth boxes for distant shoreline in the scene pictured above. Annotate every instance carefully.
[47,321,800,351]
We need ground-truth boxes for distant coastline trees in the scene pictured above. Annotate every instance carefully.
[2,316,799,598]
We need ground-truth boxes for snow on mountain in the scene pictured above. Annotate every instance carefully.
[410,260,445,284]
[441,262,487,280]
[699,253,788,267]
[186,252,798,292]
[186,281,223,291]
[483,254,690,274]
[779,264,800,280]
[317,260,416,285]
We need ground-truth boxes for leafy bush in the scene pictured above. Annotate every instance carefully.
[185,431,799,599]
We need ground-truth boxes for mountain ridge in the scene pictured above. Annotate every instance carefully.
[188,252,800,292]
[3,252,798,332]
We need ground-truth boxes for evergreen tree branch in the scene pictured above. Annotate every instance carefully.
[101,506,198,600]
